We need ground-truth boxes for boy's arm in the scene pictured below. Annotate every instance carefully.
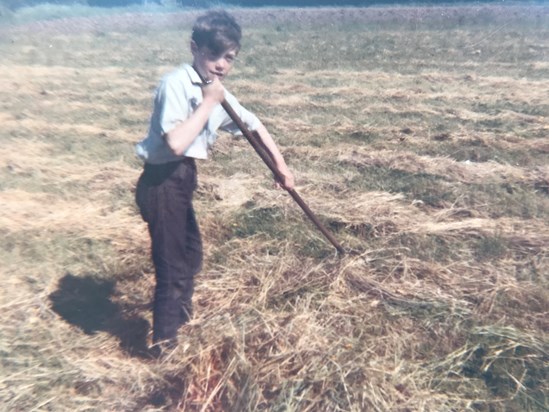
[253,123,295,190]
[164,80,225,155]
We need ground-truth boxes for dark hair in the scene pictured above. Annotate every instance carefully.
[191,10,242,56]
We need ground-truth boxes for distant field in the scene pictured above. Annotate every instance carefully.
[0,5,547,411]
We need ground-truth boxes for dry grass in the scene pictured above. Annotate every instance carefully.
[1,5,548,412]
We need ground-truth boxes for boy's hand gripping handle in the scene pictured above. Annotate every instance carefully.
[194,68,345,255]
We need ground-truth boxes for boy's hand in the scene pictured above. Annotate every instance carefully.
[201,77,225,105]
[275,165,295,191]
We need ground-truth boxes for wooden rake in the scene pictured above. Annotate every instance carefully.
[194,68,345,255]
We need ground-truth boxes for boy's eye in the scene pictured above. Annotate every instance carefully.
[200,48,237,64]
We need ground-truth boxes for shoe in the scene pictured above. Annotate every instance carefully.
[148,338,178,360]
[147,344,163,359]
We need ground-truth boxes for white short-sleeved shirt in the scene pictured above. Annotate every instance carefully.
[136,64,261,164]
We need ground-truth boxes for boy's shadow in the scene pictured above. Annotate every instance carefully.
[49,273,150,358]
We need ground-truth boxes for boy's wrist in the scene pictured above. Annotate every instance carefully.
[201,96,219,109]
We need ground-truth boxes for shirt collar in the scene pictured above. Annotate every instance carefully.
[184,64,203,86]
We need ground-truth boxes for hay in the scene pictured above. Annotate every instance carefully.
[1,6,548,411]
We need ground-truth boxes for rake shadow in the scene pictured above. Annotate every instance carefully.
[49,273,150,358]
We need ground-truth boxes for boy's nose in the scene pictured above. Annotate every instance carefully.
[214,58,226,71]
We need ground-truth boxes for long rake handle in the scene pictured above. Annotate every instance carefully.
[196,74,344,254]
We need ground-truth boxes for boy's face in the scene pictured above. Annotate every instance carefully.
[191,41,238,83]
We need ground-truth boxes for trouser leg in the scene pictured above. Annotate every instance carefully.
[150,203,202,343]
[136,160,202,345]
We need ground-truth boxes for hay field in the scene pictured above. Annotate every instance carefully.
[0,5,548,411]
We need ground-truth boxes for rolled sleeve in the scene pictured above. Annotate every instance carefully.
[157,76,189,136]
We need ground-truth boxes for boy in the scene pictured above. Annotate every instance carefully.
[135,10,294,353]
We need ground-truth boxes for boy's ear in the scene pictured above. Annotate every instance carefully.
[190,40,198,55]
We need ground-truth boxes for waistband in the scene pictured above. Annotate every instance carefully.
[142,157,196,185]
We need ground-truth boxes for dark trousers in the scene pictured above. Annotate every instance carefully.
[135,158,203,344]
